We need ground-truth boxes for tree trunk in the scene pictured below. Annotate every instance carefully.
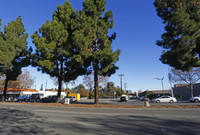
[2,75,9,102]
[190,83,193,97]
[94,39,99,104]
[94,67,99,104]
[57,59,63,103]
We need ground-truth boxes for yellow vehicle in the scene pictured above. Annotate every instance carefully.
[68,93,80,101]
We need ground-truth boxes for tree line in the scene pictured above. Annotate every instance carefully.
[0,0,120,104]
[69,81,123,98]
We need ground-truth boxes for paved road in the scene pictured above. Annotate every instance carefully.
[0,103,200,135]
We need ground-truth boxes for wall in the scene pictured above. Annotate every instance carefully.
[173,83,200,100]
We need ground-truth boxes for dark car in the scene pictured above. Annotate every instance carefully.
[40,95,58,103]
[30,93,41,102]
[17,95,31,102]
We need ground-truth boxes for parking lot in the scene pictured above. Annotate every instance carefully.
[0,102,200,135]
[11,97,200,107]
[77,98,200,106]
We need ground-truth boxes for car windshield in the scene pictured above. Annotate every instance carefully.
[161,96,169,98]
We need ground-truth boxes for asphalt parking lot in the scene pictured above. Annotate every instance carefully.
[0,103,200,135]
[79,98,200,106]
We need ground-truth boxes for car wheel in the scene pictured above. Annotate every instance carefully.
[156,100,160,103]
[194,99,199,103]
[170,100,174,103]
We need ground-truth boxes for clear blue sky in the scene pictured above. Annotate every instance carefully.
[0,0,171,92]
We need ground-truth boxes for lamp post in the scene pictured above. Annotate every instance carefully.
[118,74,124,96]
[168,67,174,97]
[153,77,164,95]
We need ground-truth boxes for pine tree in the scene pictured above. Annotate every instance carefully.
[74,0,121,104]
[32,1,88,102]
[0,17,29,101]
[154,0,200,71]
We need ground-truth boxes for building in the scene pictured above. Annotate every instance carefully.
[38,89,67,98]
[0,88,39,101]
[149,89,172,98]
[173,83,200,100]
[139,89,172,98]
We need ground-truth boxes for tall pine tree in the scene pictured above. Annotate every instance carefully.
[73,0,120,104]
[0,17,29,101]
[154,0,200,71]
[32,1,88,102]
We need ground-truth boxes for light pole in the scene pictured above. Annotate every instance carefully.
[153,77,164,95]
[118,74,124,96]
[168,67,174,97]
[124,83,127,93]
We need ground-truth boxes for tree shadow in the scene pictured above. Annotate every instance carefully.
[46,114,200,135]
[0,108,57,135]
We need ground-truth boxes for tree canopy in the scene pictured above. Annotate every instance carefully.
[0,69,35,89]
[32,1,88,101]
[154,0,200,71]
[0,17,29,101]
[74,0,120,104]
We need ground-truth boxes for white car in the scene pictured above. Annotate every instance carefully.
[120,95,129,102]
[154,96,177,103]
[60,96,77,104]
[189,95,200,103]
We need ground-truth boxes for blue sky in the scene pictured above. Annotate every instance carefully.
[0,0,171,92]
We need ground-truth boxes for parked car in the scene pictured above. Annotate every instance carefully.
[40,95,58,103]
[60,96,77,104]
[17,95,31,102]
[30,93,41,102]
[153,96,177,103]
[189,95,200,102]
[120,95,129,102]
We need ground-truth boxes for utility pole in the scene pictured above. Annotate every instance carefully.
[45,80,47,97]
[118,74,124,96]
[124,83,127,93]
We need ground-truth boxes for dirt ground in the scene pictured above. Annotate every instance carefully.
[1,102,200,108]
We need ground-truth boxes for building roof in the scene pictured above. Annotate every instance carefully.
[0,88,39,92]
[174,84,189,88]
[148,89,172,94]
[45,89,67,92]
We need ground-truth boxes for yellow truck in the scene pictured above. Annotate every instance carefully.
[68,93,80,101]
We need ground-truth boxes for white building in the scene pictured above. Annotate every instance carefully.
[38,90,67,98]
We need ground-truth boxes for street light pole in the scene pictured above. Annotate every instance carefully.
[153,77,165,95]
[118,74,124,96]
[168,67,174,97]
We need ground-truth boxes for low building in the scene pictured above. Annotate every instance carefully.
[0,88,39,100]
[150,89,172,98]
[141,89,172,98]
[173,83,200,101]
[38,89,67,98]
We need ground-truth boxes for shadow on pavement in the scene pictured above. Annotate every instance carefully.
[0,108,58,135]
[47,114,200,135]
